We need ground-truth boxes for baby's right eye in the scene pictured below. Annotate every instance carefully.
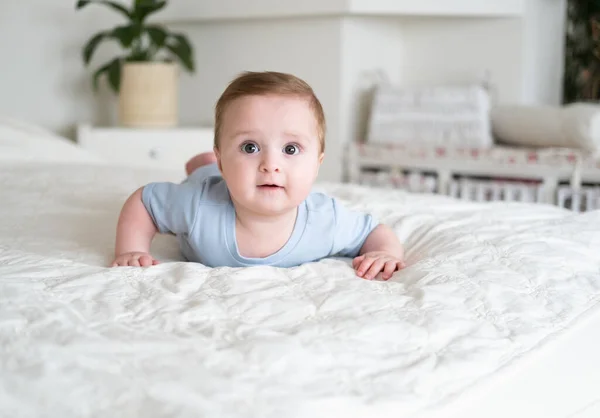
[241,142,259,154]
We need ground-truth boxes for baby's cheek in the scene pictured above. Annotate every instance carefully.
[288,184,314,207]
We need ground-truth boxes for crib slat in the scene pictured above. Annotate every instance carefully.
[354,165,596,212]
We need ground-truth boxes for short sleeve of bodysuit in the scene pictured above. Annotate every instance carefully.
[141,181,201,235]
[141,164,220,235]
[328,197,379,258]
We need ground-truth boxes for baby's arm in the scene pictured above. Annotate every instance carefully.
[353,224,406,280]
[112,187,159,267]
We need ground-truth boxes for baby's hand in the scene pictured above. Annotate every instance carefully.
[111,252,159,267]
[352,251,406,281]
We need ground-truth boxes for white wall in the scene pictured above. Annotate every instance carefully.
[0,1,122,138]
[521,0,568,105]
[340,18,404,145]
[393,0,568,106]
[398,17,525,104]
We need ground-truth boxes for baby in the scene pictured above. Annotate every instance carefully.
[112,71,405,280]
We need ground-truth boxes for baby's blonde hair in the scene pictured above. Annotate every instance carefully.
[214,71,326,153]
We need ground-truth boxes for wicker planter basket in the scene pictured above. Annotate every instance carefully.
[118,62,178,128]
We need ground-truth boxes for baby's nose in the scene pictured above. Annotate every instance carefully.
[259,152,281,172]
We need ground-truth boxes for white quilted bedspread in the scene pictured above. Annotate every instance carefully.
[1,162,600,418]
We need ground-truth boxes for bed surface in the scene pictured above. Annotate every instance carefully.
[1,123,600,417]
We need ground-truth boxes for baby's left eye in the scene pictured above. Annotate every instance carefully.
[283,144,300,155]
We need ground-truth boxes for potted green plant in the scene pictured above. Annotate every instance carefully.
[76,0,195,128]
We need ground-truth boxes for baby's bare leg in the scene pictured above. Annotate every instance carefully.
[185,152,218,176]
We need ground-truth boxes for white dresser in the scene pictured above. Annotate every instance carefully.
[76,124,215,172]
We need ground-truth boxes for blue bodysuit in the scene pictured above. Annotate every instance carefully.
[141,163,378,268]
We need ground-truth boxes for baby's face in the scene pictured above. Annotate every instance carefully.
[215,94,323,216]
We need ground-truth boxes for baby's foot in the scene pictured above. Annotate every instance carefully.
[185,152,217,175]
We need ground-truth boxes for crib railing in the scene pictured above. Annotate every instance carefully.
[357,170,600,212]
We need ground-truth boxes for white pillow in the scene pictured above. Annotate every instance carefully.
[491,103,600,153]
[366,84,493,148]
[0,117,103,164]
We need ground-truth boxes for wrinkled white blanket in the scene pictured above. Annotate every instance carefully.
[1,162,599,418]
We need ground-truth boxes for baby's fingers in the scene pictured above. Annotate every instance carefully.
[364,259,385,280]
[129,257,141,267]
[110,254,157,268]
[382,260,398,280]
[112,259,127,267]
[139,255,154,267]
[352,255,365,269]
[356,257,375,278]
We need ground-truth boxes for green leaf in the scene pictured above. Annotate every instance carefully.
[82,31,108,65]
[92,57,122,93]
[172,34,192,56]
[76,0,132,20]
[146,25,168,47]
[127,49,150,61]
[82,25,141,65]
[132,1,167,24]
[107,58,122,93]
[166,34,195,72]
[110,24,140,48]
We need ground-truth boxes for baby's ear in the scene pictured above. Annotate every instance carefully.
[214,147,223,172]
[318,153,325,165]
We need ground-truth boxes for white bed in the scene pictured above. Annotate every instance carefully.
[1,121,600,418]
